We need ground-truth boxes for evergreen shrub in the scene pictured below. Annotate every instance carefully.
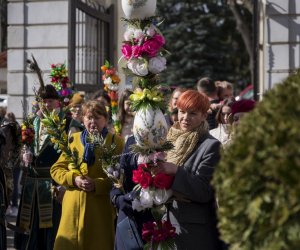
[213,70,300,250]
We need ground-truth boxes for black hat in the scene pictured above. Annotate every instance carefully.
[38,85,60,100]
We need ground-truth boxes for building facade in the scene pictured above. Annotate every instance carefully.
[6,0,125,120]
[258,0,300,96]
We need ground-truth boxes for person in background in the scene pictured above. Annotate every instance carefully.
[231,99,256,127]
[215,81,234,101]
[92,89,111,110]
[68,93,85,135]
[0,107,7,124]
[15,85,71,250]
[210,97,236,146]
[50,100,124,250]
[223,99,256,147]
[167,87,186,126]
[5,112,21,217]
[197,77,220,130]
[92,90,112,129]
[170,108,179,124]
[157,90,223,250]
[117,89,134,142]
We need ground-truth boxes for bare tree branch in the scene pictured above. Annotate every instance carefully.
[235,0,253,14]
[228,0,253,81]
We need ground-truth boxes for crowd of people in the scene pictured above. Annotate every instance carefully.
[0,77,256,250]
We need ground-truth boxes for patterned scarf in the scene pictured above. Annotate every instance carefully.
[80,127,108,167]
[166,121,209,166]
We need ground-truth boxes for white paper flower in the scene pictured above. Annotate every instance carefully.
[112,113,118,121]
[132,198,144,212]
[137,154,151,164]
[133,29,145,42]
[107,166,114,174]
[128,59,148,76]
[148,56,167,74]
[124,28,134,41]
[109,84,119,91]
[104,77,112,85]
[153,189,173,205]
[146,25,156,37]
[139,188,154,209]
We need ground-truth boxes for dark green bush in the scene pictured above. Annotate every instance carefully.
[212,70,300,250]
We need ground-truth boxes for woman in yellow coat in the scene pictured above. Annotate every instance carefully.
[50,100,124,250]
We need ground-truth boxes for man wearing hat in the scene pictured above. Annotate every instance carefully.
[15,84,71,250]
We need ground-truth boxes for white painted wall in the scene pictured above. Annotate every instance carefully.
[259,0,300,94]
[7,0,120,120]
[7,0,69,119]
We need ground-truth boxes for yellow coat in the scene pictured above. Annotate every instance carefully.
[50,131,124,250]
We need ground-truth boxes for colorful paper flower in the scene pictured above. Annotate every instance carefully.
[49,63,73,105]
[121,21,167,81]
[101,60,122,135]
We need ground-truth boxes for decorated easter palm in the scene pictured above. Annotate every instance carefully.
[120,1,177,249]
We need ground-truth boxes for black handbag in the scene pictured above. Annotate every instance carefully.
[116,216,143,250]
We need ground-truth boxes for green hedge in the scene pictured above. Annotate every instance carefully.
[212,70,300,250]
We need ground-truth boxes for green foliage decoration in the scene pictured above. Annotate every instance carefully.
[212,70,300,250]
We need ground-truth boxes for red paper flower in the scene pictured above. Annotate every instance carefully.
[161,220,176,239]
[153,173,174,189]
[142,221,155,242]
[142,220,176,244]
[132,164,153,189]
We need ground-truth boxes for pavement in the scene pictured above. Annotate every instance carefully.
[6,214,16,250]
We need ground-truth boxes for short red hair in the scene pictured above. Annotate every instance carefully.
[177,90,210,113]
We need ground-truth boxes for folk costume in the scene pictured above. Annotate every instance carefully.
[0,118,21,250]
[50,129,124,250]
[15,85,71,250]
[0,167,7,250]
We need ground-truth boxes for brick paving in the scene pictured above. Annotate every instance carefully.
[6,214,16,250]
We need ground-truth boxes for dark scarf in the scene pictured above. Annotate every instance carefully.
[80,127,108,167]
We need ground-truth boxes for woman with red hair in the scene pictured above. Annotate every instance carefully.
[157,90,223,250]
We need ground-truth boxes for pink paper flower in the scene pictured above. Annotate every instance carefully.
[121,44,133,59]
[142,34,165,58]
[132,45,143,58]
